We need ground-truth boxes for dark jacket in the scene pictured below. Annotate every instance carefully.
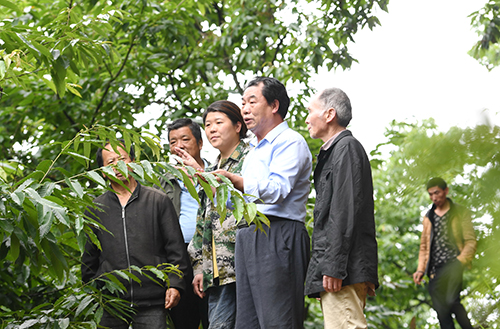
[417,199,476,275]
[305,130,379,297]
[161,173,181,217]
[81,183,189,307]
[159,158,208,217]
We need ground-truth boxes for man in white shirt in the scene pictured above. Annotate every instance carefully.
[215,77,312,329]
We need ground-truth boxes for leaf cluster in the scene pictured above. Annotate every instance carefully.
[0,0,388,174]
[362,120,500,328]
[0,124,267,327]
[469,0,500,70]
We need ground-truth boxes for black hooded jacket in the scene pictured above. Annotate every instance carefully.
[81,183,189,307]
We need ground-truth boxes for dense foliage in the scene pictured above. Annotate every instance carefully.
[2,0,499,328]
[0,0,388,175]
[1,0,389,327]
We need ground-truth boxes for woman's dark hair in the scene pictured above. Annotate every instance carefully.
[203,100,248,139]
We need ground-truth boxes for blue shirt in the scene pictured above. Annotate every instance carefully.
[178,159,208,243]
[242,122,312,222]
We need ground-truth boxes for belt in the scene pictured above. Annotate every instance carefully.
[237,215,288,229]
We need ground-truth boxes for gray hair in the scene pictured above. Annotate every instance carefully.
[317,88,352,127]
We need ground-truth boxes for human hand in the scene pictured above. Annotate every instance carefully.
[164,288,181,309]
[173,147,203,170]
[192,273,205,299]
[323,275,342,293]
[211,169,244,192]
[413,271,424,285]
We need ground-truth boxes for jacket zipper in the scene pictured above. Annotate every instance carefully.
[122,205,133,306]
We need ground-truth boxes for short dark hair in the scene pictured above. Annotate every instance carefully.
[246,76,290,119]
[426,177,447,190]
[96,139,135,168]
[167,118,202,145]
[203,100,248,139]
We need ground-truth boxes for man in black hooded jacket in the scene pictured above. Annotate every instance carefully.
[81,141,190,328]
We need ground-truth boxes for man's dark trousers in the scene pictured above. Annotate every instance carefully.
[428,259,473,329]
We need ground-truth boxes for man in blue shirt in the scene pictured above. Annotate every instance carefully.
[161,118,209,329]
[215,77,312,329]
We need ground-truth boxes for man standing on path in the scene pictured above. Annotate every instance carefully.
[82,141,189,328]
[215,77,312,329]
[304,87,379,329]
[413,177,476,329]
[161,118,209,329]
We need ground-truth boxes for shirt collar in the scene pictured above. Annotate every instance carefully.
[252,121,289,147]
[321,130,344,151]
[217,141,248,168]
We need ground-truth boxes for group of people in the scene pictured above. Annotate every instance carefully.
[81,76,476,329]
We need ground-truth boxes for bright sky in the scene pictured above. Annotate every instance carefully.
[311,0,500,154]
[137,0,499,161]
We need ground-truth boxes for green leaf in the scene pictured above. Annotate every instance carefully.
[65,178,84,198]
[130,265,142,274]
[0,61,5,80]
[246,203,257,220]
[149,267,165,280]
[66,83,82,97]
[215,173,233,187]
[201,172,220,188]
[140,160,154,178]
[75,296,94,316]
[84,141,91,168]
[0,0,22,15]
[231,191,244,223]
[65,151,90,161]
[9,234,20,261]
[86,171,107,187]
[180,170,199,203]
[113,269,130,281]
[102,166,116,179]
[143,135,160,161]
[16,33,41,57]
[25,188,65,212]
[116,160,129,178]
[216,184,228,221]
[41,75,57,94]
[52,58,67,97]
[31,40,53,58]
[10,191,24,206]
[58,318,70,329]
[198,177,214,204]
[39,212,53,238]
[158,162,183,180]
[128,163,144,179]
[105,273,127,291]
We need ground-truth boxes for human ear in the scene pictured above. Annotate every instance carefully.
[325,108,336,123]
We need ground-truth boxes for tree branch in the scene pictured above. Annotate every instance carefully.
[223,49,243,94]
[167,74,194,113]
[90,38,135,126]
[63,109,79,133]
[270,34,286,66]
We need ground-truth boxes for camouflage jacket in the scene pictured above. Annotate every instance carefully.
[188,141,251,290]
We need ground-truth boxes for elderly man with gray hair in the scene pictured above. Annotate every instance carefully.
[304,88,379,329]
